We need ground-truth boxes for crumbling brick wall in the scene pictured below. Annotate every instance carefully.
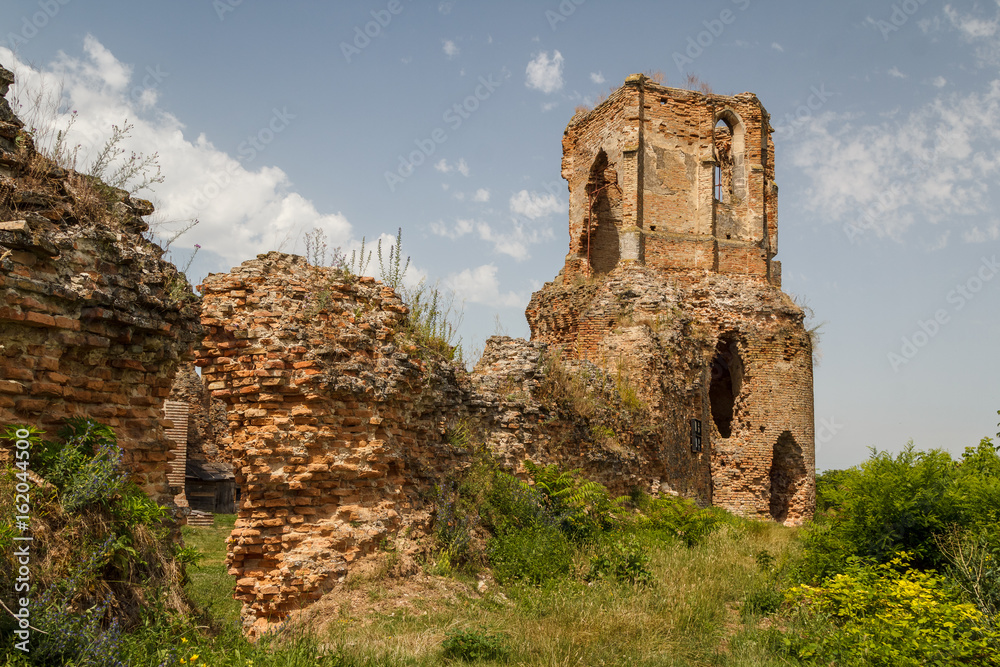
[531,74,814,523]
[0,64,202,506]
[198,255,720,632]
[196,254,474,632]
[198,75,814,633]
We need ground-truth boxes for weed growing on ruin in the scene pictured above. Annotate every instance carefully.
[0,420,190,667]
[378,227,410,290]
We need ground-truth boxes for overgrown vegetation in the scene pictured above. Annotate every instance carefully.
[2,413,999,665]
[303,226,464,362]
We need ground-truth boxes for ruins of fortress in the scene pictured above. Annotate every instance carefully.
[0,68,814,632]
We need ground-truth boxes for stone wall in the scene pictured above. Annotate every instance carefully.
[561,74,778,285]
[0,64,202,506]
[197,255,727,632]
[196,254,472,632]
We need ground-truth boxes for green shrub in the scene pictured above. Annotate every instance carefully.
[802,439,1000,579]
[487,524,573,586]
[632,494,723,547]
[0,420,188,666]
[586,535,653,586]
[740,587,784,619]
[441,627,511,662]
[784,553,1000,666]
[523,460,624,541]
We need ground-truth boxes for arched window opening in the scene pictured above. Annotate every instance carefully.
[584,149,621,274]
[714,119,732,204]
[708,336,743,438]
[769,431,806,523]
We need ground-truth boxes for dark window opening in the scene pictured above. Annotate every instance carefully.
[584,149,621,274]
[708,337,743,439]
[769,431,806,523]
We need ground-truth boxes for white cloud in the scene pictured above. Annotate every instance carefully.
[789,78,1000,242]
[931,76,947,88]
[509,190,564,219]
[590,71,606,84]
[888,66,907,79]
[0,39,356,271]
[945,4,999,39]
[430,218,475,239]
[434,157,468,175]
[472,188,490,202]
[962,222,1000,243]
[443,40,460,58]
[944,4,1000,66]
[444,264,523,307]
[771,42,784,52]
[541,101,559,112]
[525,50,564,94]
[475,219,553,260]
[438,1,456,14]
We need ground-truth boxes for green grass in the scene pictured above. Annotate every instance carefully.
[174,516,799,666]
[182,513,242,625]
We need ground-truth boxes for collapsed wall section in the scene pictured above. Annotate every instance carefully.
[0,64,202,506]
[199,255,725,632]
[196,253,470,632]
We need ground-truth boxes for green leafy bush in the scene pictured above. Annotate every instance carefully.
[0,420,188,666]
[631,493,723,547]
[784,553,1000,666]
[802,439,1000,579]
[586,535,653,586]
[523,460,624,541]
[441,627,511,662]
[487,524,573,586]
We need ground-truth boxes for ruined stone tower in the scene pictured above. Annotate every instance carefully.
[527,74,814,522]
[197,75,815,632]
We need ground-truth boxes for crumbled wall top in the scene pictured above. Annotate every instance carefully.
[0,63,202,505]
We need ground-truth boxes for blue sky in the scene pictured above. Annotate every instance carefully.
[2,0,998,470]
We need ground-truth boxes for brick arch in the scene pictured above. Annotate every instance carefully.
[584,149,622,274]
[714,107,747,204]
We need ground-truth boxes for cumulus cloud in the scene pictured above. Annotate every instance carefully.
[789,78,1000,243]
[0,39,355,272]
[444,264,523,308]
[771,42,784,52]
[472,188,490,202]
[475,219,553,260]
[931,76,947,88]
[525,50,564,94]
[443,40,460,58]
[945,4,999,39]
[888,66,907,78]
[509,190,564,219]
[590,71,606,84]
